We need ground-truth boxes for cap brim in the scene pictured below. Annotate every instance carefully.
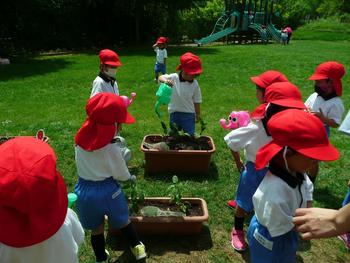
[270,99,306,109]
[308,73,328,80]
[184,68,203,75]
[121,112,135,124]
[250,76,266,89]
[255,141,283,170]
[295,143,339,162]
[104,61,122,67]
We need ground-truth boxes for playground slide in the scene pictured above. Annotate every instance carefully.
[195,27,236,45]
[195,12,239,45]
[266,23,281,42]
[248,23,268,42]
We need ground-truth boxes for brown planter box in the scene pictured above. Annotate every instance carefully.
[130,197,209,235]
[141,134,215,174]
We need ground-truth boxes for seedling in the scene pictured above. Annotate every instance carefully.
[167,175,189,214]
[124,179,145,215]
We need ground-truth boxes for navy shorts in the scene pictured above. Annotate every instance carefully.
[247,215,298,263]
[154,62,166,74]
[74,177,129,230]
[170,112,196,136]
[236,161,268,213]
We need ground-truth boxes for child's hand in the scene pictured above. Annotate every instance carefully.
[165,79,174,87]
[129,175,137,182]
[236,160,244,174]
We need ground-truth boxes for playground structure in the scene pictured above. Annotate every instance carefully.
[195,0,282,46]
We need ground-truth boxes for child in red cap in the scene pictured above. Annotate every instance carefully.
[152,36,168,82]
[225,81,307,252]
[91,49,122,97]
[74,93,146,262]
[226,70,288,210]
[305,61,345,180]
[0,137,84,263]
[305,61,345,135]
[158,52,203,136]
[247,109,339,263]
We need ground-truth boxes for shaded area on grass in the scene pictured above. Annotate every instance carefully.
[106,225,213,262]
[0,56,74,81]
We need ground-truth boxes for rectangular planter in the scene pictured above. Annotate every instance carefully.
[141,134,215,174]
[130,197,209,235]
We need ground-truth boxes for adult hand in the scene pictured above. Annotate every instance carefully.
[293,207,338,240]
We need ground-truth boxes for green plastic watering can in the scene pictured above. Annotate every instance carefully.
[154,83,172,117]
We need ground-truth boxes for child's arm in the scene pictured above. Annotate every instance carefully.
[313,108,339,127]
[194,103,200,122]
[163,57,167,66]
[152,43,158,49]
[158,75,174,86]
[230,150,244,173]
[293,204,350,239]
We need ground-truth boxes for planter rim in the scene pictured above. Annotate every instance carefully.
[131,197,209,223]
[140,134,216,153]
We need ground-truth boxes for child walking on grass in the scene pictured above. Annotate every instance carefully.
[91,49,122,97]
[74,93,146,263]
[152,36,168,82]
[225,81,307,252]
[0,137,84,263]
[248,109,339,263]
[158,52,202,136]
[227,70,289,209]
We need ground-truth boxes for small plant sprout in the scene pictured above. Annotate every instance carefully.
[198,117,206,135]
[167,175,189,214]
[124,179,145,215]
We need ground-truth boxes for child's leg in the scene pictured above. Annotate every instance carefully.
[91,223,108,262]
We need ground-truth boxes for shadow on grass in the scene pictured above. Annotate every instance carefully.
[106,225,213,262]
[0,56,74,81]
[143,161,219,182]
[313,186,344,209]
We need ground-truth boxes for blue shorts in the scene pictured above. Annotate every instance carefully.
[342,187,350,207]
[74,177,129,230]
[154,62,166,74]
[236,161,268,213]
[170,112,196,136]
[247,215,298,263]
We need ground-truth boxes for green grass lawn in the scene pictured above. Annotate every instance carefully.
[1,40,350,262]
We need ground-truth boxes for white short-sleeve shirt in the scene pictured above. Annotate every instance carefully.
[253,172,313,237]
[224,120,271,162]
[90,75,119,97]
[154,47,167,64]
[75,143,132,182]
[0,209,84,263]
[163,73,202,114]
[305,92,344,125]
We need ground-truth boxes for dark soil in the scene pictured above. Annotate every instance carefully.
[145,135,212,150]
[133,200,204,217]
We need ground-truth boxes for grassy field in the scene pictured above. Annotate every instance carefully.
[1,39,350,262]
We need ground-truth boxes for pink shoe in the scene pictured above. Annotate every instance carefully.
[231,229,248,251]
[227,200,237,209]
[338,233,350,250]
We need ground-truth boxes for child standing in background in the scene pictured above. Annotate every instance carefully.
[91,49,122,97]
[74,93,146,262]
[227,70,289,209]
[158,52,202,136]
[0,137,84,263]
[152,36,168,82]
[305,61,345,180]
[248,109,339,263]
[226,81,306,252]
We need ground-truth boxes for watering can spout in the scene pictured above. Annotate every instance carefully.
[154,83,173,118]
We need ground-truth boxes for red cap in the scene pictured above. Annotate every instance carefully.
[250,70,289,89]
[75,93,135,151]
[156,37,168,44]
[255,109,339,170]
[99,49,122,67]
[309,61,345,96]
[176,52,202,75]
[252,82,306,119]
[0,137,68,247]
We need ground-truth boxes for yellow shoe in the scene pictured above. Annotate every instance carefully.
[131,242,146,260]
